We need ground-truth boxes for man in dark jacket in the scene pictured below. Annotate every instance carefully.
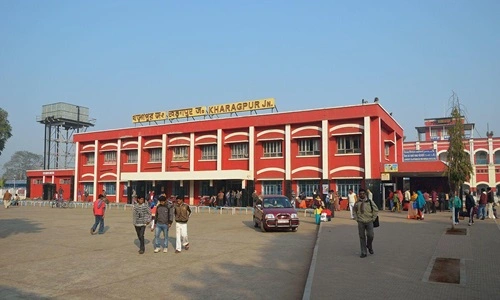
[465,190,476,226]
[152,196,174,253]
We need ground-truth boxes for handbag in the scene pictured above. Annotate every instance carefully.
[369,200,380,228]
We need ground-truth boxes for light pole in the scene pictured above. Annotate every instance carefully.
[13,175,16,194]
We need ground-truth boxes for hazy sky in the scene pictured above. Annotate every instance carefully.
[1,0,499,170]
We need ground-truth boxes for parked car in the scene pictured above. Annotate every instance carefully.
[253,195,299,232]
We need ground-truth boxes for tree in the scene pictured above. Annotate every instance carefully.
[445,94,473,229]
[445,98,473,193]
[0,108,13,157]
[2,151,43,180]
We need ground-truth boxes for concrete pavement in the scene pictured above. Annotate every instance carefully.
[0,203,318,300]
[304,209,500,300]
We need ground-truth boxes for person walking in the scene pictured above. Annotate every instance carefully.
[152,196,174,253]
[416,191,426,220]
[3,189,12,209]
[452,191,462,225]
[353,189,378,258]
[90,194,106,235]
[133,196,152,254]
[174,196,192,253]
[486,187,496,219]
[347,189,357,219]
[465,190,476,226]
[478,188,487,220]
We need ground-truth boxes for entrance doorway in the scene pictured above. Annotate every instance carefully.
[382,183,396,211]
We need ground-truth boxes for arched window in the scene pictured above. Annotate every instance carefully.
[494,151,500,164]
[475,151,488,165]
[438,152,448,161]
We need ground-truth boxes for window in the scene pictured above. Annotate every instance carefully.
[103,183,116,195]
[231,143,248,159]
[384,143,390,158]
[297,180,318,197]
[104,151,117,164]
[263,141,282,158]
[199,181,213,196]
[83,183,94,195]
[149,148,162,163]
[126,150,138,163]
[298,139,320,156]
[201,145,217,160]
[337,179,361,198]
[337,136,361,154]
[430,128,438,138]
[173,146,189,161]
[442,128,449,139]
[59,179,71,184]
[85,153,95,165]
[172,181,188,197]
[475,151,488,165]
[262,180,282,195]
[438,152,448,162]
[33,179,43,184]
[495,151,500,164]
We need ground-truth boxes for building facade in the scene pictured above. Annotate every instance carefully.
[47,102,402,206]
[403,117,500,195]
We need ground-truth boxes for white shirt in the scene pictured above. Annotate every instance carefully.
[348,193,357,204]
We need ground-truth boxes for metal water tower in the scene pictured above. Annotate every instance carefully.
[37,102,95,169]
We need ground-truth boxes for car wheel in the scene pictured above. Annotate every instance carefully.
[260,221,267,232]
[253,216,259,228]
[291,227,298,232]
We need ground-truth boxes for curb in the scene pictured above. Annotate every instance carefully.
[302,221,322,300]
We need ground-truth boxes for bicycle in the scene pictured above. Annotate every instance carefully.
[51,199,69,208]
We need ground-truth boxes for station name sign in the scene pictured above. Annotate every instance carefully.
[132,98,275,123]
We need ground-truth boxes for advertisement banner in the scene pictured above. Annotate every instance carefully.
[403,149,437,162]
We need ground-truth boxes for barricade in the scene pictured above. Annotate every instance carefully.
[234,207,253,215]
[220,207,234,215]
[297,208,314,217]
[197,206,214,214]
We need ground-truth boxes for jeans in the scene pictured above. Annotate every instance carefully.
[91,215,104,234]
[357,221,374,255]
[454,207,459,223]
[135,226,146,251]
[467,207,474,224]
[477,205,486,219]
[154,223,169,249]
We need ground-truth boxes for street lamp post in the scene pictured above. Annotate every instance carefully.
[13,175,16,194]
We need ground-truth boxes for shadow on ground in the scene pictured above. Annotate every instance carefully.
[0,285,50,299]
[0,219,44,238]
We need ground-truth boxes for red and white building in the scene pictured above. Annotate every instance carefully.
[28,101,404,206]
[402,117,500,195]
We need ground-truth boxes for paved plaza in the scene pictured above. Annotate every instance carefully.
[1,203,500,300]
[0,204,317,300]
[305,209,500,300]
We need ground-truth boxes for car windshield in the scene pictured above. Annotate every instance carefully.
[263,197,292,208]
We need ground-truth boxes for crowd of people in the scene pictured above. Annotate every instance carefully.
[89,191,192,255]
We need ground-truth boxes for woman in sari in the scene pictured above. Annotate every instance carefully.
[407,190,418,219]
[416,191,426,220]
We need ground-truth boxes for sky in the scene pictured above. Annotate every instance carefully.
[1,0,499,170]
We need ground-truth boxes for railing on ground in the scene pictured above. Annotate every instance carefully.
[15,201,313,218]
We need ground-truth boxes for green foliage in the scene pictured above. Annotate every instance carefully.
[445,106,473,192]
[0,108,13,157]
[2,151,43,180]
